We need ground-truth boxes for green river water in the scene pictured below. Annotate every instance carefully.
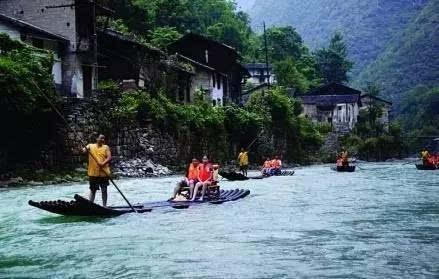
[1,163,438,278]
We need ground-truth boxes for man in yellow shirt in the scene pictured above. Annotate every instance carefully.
[238,147,249,177]
[82,134,112,207]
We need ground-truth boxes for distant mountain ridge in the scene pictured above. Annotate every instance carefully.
[238,0,436,108]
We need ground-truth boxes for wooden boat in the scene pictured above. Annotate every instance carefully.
[331,166,356,172]
[219,171,249,181]
[29,189,250,217]
[220,170,295,181]
[415,164,438,170]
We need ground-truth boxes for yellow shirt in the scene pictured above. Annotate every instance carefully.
[238,152,249,166]
[421,151,429,159]
[87,144,111,177]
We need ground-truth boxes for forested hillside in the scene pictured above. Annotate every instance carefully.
[243,0,429,77]
[354,0,439,109]
[242,0,437,108]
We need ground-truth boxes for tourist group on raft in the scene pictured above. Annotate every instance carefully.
[421,147,439,168]
[170,148,284,202]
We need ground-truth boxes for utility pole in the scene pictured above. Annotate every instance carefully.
[263,21,270,89]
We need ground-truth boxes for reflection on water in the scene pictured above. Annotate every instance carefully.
[0,163,438,278]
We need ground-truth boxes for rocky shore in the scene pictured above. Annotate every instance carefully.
[0,159,173,188]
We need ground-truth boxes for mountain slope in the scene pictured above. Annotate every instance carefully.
[354,0,439,109]
[245,0,429,78]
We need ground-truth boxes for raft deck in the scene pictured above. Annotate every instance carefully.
[29,189,250,217]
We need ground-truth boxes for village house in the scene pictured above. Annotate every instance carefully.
[297,83,392,133]
[0,0,114,98]
[168,33,250,105]
[297,83,362,133]
[245,63,276,86]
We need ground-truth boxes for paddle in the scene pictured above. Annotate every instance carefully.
[32,81,139,214]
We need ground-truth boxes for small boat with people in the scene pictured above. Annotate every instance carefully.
[415,164,437,170]
[332,148,356,172]
[220,156,295,181]
[331,166,356,172]
[416,147,438,170]
[219,170,295,181]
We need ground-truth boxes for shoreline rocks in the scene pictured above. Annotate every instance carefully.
[114,159,173,178]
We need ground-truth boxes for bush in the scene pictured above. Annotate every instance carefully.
[0,34,56,167]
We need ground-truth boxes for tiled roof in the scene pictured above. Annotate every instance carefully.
[299,94,361,106]
[0,13,69,43]
[306,82,361,96]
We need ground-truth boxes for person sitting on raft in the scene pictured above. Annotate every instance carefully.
[170,158,199,201]
[421,147,431,166]
[261,157,272,176]
[340,148,349,167]
[336,154,343,167]
[270,156,282,175]
[191,155,213,202]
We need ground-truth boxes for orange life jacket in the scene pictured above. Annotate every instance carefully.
[272,159,282,169]
[187,163,199,180]
[198,163,212,182]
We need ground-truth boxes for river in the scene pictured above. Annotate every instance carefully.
[1,163,438,278]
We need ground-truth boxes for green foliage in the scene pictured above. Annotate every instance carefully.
[265,26,305,62]
[246,87,323,161]
[274,58,310,94]
[102,0,253,51]
[354,0,439,109]
[113,90,265,161]
[245,0,428,78]
[149,26,182,49]
[114,87,323,163]
[314,32,353,84]
[398,86,439,151]
[0,34,56,163]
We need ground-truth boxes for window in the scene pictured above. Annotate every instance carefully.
[217,98,222,106]
[212,73,216,88]
[212,99,217,107]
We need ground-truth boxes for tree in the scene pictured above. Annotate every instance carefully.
[149,26,182,48]
[314,32,353,84]
[273,58,308,94]
[102,0,253,51]
[266,26,305,62]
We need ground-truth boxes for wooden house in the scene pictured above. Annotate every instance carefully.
[168,33,249,105]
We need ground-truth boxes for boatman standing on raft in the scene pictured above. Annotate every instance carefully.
[82,134,112,207]
[238,147,249,177]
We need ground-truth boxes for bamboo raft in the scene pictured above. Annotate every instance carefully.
[219,170,295,181]
[415,164,438,170]
[29,189,250,217]
[331,166,356,172]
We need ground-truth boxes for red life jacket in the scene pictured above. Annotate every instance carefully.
[198,163,212,182]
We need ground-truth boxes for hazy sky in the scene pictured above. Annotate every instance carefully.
[234,0,255,11]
